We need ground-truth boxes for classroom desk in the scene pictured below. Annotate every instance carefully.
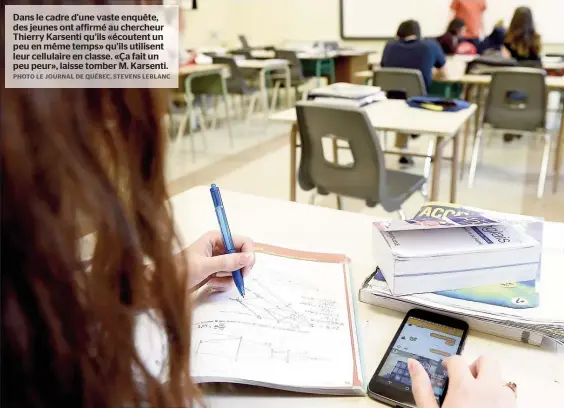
[355,71,564,194]
[138,186,564,407]
[269,100,476,204]
[251,49,370,84]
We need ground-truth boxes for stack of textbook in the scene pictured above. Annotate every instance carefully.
[307,82,386,107]
[360,203,564,346]
[373,218,541,296]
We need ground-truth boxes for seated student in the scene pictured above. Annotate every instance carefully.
[503,7,541,64]
[502,7,542,142]
[381,20,447,166]
[437,19,466,55]
[478,20,506,55]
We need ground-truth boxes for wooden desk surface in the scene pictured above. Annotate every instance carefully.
[270,100,476,137]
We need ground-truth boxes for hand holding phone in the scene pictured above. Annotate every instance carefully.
[367,309,469,407]
[409,355,517,408]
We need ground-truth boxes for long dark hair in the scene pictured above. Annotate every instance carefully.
[505,6,541,57]
[447,19,465,36]
[1,1,197,407]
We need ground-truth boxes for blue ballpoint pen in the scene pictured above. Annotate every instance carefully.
[210,184,245,297]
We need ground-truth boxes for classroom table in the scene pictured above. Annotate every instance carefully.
[269,100,476,204]
[355,70,564,193]
[251,49,370,84]
[135,186,564,407]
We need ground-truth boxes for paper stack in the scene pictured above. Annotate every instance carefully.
[360,203,564,347]
[307,82,386,107]
[373,207,541,295]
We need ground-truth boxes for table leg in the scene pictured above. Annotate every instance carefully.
[450,132,460,203]
[285,65,292,108]
[554,107,564,193]
[459,84,472,180]
[259,68,269,119]
[290,122,298,202]
[474,84,484,143]
[220,74,233,148]
[430,136,444,201]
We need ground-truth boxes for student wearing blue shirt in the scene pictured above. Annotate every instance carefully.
[381,20,447,166]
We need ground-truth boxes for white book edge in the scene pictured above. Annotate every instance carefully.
[374,225,539,259]
[358,288,543,346]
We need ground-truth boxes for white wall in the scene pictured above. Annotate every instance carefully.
[181,0,564,53]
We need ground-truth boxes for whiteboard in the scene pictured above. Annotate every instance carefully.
[340,0,564,44]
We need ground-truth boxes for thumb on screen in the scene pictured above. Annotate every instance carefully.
[408,358,440,408]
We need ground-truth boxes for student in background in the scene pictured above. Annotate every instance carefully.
[478,20,506,55]
[437,19,466,55]
[381,20,447,166]
[450,0,487,48]
[503,7,541,63]
[501,7,541,143]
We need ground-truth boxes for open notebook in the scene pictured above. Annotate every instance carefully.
[189,244,364,395]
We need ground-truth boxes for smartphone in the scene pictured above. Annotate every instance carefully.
[367,309,469,408]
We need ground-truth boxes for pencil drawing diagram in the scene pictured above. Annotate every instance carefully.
[220,277,316,329]
[195,333,327,363]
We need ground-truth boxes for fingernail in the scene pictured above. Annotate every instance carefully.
[239,253,253,266]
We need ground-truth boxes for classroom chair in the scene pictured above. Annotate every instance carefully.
[169,77,221,161]
[212,56,266,124]
[270,50,312,108]
[296,101,426,218]
[372,68,434,180]
[467,68,551,198]
[372,68,426,99]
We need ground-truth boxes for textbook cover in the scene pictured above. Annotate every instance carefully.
[372,269,539,309]
[374,203,542,309]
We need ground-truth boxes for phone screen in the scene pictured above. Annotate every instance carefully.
[372,316,464,402]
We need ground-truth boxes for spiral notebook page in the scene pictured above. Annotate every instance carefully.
[190,244,363,395]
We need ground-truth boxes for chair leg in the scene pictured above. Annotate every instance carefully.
[468,128,483,188]
[397,209,406,220]
[537,132,551,198]
[308,191,317,205]
[336,195,342,210]
[176,107,189,145]
[420,188,429,203]
[195,108,208,151]
[245,94,258,126]
[423,139,435,180]
[270,81,281,112]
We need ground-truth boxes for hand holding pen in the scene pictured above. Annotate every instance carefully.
[183,231,255,293]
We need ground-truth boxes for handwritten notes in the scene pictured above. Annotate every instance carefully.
[190,251,359,391]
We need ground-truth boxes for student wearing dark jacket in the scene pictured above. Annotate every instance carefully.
[437,19,466,55]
